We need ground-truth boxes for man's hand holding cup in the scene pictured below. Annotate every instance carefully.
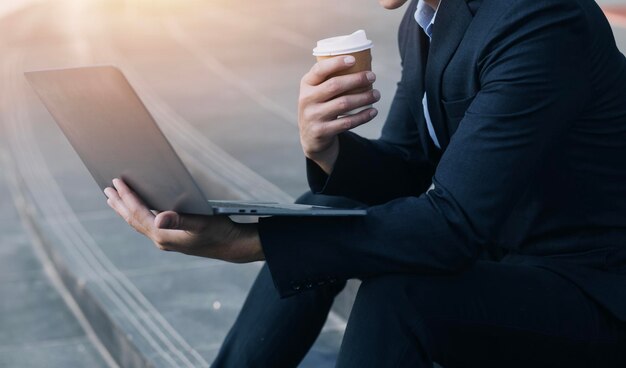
[299,30,380,175]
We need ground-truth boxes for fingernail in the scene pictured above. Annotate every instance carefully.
[366,72,376,82]
[344,56,355,65]
[370,109,378,118]
[372,89,381,100]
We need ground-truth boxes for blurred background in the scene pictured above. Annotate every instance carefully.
[1,0,625,367]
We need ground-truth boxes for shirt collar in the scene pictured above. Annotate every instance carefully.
[414,0,440,39]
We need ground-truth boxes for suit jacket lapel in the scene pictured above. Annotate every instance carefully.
[425,0,474,150]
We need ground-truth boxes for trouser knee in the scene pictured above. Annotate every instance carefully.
[353,275,410,313]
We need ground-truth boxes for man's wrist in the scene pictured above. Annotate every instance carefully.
[234,223,264,262]
[310,138,339,175]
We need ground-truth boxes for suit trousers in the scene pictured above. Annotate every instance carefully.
[213,193,626,367]
[337,262,626,367]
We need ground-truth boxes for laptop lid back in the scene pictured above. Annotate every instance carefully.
[25,66,214,215]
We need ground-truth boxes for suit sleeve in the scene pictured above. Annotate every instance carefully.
[306,78,437,206]
[262,1,591,296]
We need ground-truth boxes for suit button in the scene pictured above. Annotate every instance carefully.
[317,280,326,286]
[291,282,302,291]
[305,282,313,289]
[328,278,337,284]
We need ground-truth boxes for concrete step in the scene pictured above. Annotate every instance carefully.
[0,151,113,368]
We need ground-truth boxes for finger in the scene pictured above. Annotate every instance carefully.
[151,216,214,252]
[154,211,210,232]
[302,56,357,86]
[104,187,130,221]
[321,89,381,119]
[149,228,183,252]
[112,178,156,233]
[312,71,376,102]
[318,108,378,137]
[112,178,154,218]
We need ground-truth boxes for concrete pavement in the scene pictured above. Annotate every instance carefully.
[0,143,112,366]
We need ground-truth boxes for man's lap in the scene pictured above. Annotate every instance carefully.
[341,261,626,367]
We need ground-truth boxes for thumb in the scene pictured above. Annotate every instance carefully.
[155,211,208,232]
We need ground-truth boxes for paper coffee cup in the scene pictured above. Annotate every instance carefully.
[313,30,374,116]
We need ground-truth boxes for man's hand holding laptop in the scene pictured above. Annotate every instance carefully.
[104,178,264,263]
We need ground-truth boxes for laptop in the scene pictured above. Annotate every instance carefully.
[25,66,366,217]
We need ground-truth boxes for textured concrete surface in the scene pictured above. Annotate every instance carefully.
[0,149,109,368]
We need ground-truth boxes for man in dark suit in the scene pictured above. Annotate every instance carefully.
[104,0,626,366]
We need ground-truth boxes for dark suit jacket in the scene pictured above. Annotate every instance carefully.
[259,0,626,321]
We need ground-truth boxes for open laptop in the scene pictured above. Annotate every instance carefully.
[25,66,366,217]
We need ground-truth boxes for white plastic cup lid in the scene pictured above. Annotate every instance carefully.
[312,30,373,56]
